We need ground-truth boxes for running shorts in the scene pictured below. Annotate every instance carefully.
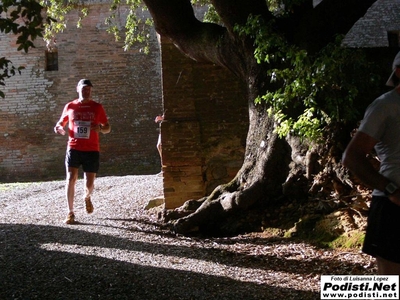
[65,149,100,173]
[362,195,400,263]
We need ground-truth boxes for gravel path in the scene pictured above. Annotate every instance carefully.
[0,175,376,300]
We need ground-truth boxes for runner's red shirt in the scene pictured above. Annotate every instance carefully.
[59,99,109,151]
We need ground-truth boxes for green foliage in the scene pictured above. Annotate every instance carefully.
[41,0,98,40]
[191,0,219,24]
[0,0,155,96]
[266,0,308,17]
[41,0,153,53]
[0,58,24,98]
[106,0,153,53]
[0,0,52,97]
[236,14,380,143]
[0,0,47,51]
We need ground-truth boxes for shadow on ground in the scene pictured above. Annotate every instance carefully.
[0,223,325,300]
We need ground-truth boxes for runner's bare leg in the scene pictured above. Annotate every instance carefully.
[84,172,96,199]
[66,167,79,213]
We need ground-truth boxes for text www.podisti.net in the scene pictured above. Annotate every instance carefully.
[320,275,399,299]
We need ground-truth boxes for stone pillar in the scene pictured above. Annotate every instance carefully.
[159,36,248,209]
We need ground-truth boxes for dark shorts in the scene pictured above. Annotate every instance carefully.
[65,149,100,173]
[362,195,400,263]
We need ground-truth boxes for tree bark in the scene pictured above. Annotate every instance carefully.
[170,103,292,234]
[142,0,378,235]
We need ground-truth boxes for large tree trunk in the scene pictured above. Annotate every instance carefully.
[168,102,292,234]
[142,0,378,235]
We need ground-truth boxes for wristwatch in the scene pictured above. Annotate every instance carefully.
[384,182,399,196]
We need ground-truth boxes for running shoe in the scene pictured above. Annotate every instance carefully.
[85,197,94,214]
[64,212,75,224]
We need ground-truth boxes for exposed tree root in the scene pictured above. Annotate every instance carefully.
[159,126,373,237]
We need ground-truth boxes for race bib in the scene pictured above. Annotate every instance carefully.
[74,121,91,139]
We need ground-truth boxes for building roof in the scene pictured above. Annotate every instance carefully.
[342,0,400,47]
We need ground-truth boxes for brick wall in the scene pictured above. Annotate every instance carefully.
[160,37,248,209]
[0,4,163,182]
[1,4,249,210]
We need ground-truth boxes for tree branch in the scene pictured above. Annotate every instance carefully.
[143,0,246,77]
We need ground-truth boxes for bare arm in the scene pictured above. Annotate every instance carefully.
[342,131,400,205]
[96,122,111,134]
[54,120,67,135]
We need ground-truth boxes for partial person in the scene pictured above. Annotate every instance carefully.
[342,51,400,275]
[54,79,111,224]
[154,114,164,160]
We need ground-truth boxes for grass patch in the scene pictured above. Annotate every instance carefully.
[264,213,365,250]
[327,231,365,249]
[0,182,34,191]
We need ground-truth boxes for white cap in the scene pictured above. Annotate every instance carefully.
[386,51,400,87]
[77,79,93,88]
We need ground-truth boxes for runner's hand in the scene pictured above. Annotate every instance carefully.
[389,190,400,206]
[54,125,65,135]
